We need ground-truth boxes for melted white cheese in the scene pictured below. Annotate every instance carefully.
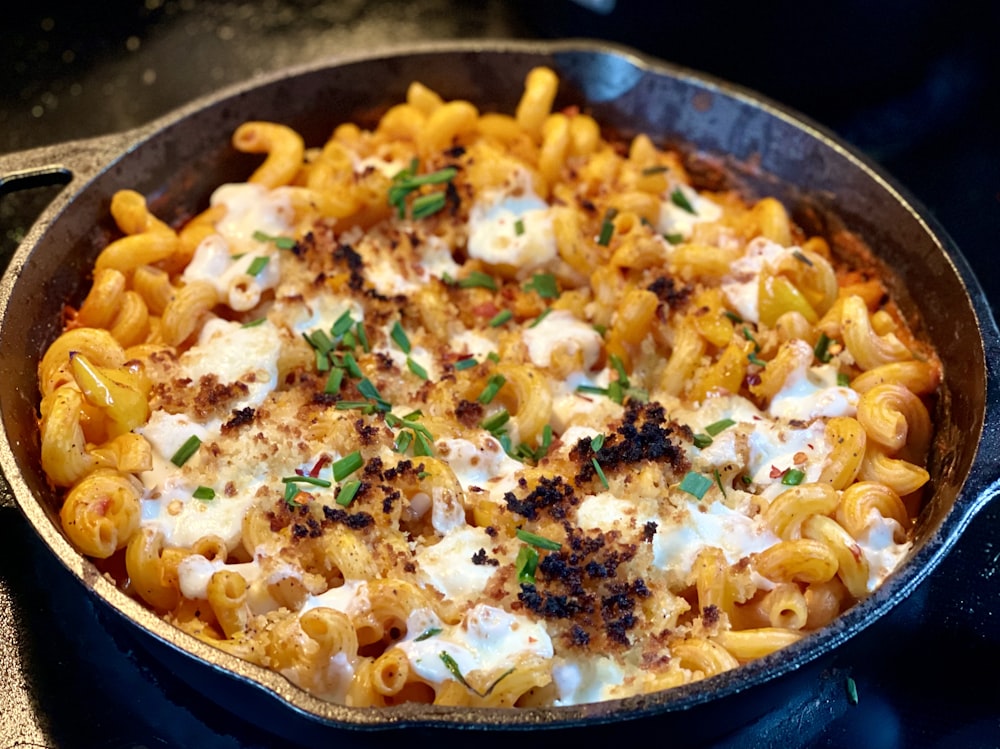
[210,182,294,256]
[856,516,911,592]
[768,349,858,420]
[521,309,603,370]
[397,604,553,685]
[657,183,722,239]
[416,526,501,601]
[719,237,789,323]
[467,177,556,273]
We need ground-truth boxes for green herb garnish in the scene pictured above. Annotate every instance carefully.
[488,309,513,327]
[781,468,806,486]
[335,480,361,507]
[332,450,364,481]
[391,320,411,354]
[170,435,202,467]
[193,486,215,500]
[252,230,296,250]
[246,256,270,276]
[515,528,562,551]
[282,475,332,488]
[814,332,833,363]
[670,187,696,214]
[679,471,713,499]
[477,374,506,405]
[597,207,618,246]
[523,272,559,299]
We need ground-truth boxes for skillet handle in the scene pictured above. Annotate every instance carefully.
[0,131,139,274]
[0,131,137,197]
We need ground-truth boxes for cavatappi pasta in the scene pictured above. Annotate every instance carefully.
[38,67,941,707]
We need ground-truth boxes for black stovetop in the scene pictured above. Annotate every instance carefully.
[2,2,998,747]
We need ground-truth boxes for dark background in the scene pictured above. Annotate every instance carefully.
[2,2,999,747]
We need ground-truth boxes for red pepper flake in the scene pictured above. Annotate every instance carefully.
[849,543,864,563]
[472,302,500,319]
[769,465,784,479]
[309,454,332,478]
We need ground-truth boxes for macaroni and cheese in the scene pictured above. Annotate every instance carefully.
[37,67,940,707]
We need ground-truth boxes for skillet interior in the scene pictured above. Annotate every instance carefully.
[1,40,997,737]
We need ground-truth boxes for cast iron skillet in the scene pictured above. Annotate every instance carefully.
[1,39,999,742]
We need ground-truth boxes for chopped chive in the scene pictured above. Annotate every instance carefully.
[663,232,684,245]
[406,357,429,380]
[241,317,266,328]
[576,384,608,396]
[781,468,806,486]
[742,326,761,352]
[693,433,713,449]
[454,356,477,371]
[335,400,376,414]
[515,528,562,551]
[679,471,713,500]
[642,165,669,175]
[331,310,355,338]
[457,271,497,290]
[590,433,605,452]
[609,353,629,388]
[170,435,202,467]
[193,486,215,500]
[411,191,447,219]
[722,310,743,324]
[342,352,364,378]
[514,218,525,236]
[515,545,539,583]
[487,351,501,363]
[536,424,553,460]
[529,308,553,328]
[592,457,610,489]
[282,475,332,488]
[310,329,334,355]
[356,378,391,410]
[335,479,361,507]
[252,230,296,249]
[748,351,768,368]
[413,430,436,457]
[481,409,510,433]
[396,166,457,189]
[284,481,303,507]
[355,322,370,352]
[845,676,859,706]
[523,272,559,299]
[415,627,442,642]
[246,256,270,276]
[488,309,513,327]
[705,418,736,436]
[395,430,414,453]
[714,469,727,498]
[325,367,345,394]
[597,208,617,246]
[390,320,411,354]
[670,187,696,214]
[837,372,851,387]
[792,249,814,266]
[814,332,833,363]
[332,450,364,481]
[315,349,330,373]
[477,374,507,405]
[607,380,624,405]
